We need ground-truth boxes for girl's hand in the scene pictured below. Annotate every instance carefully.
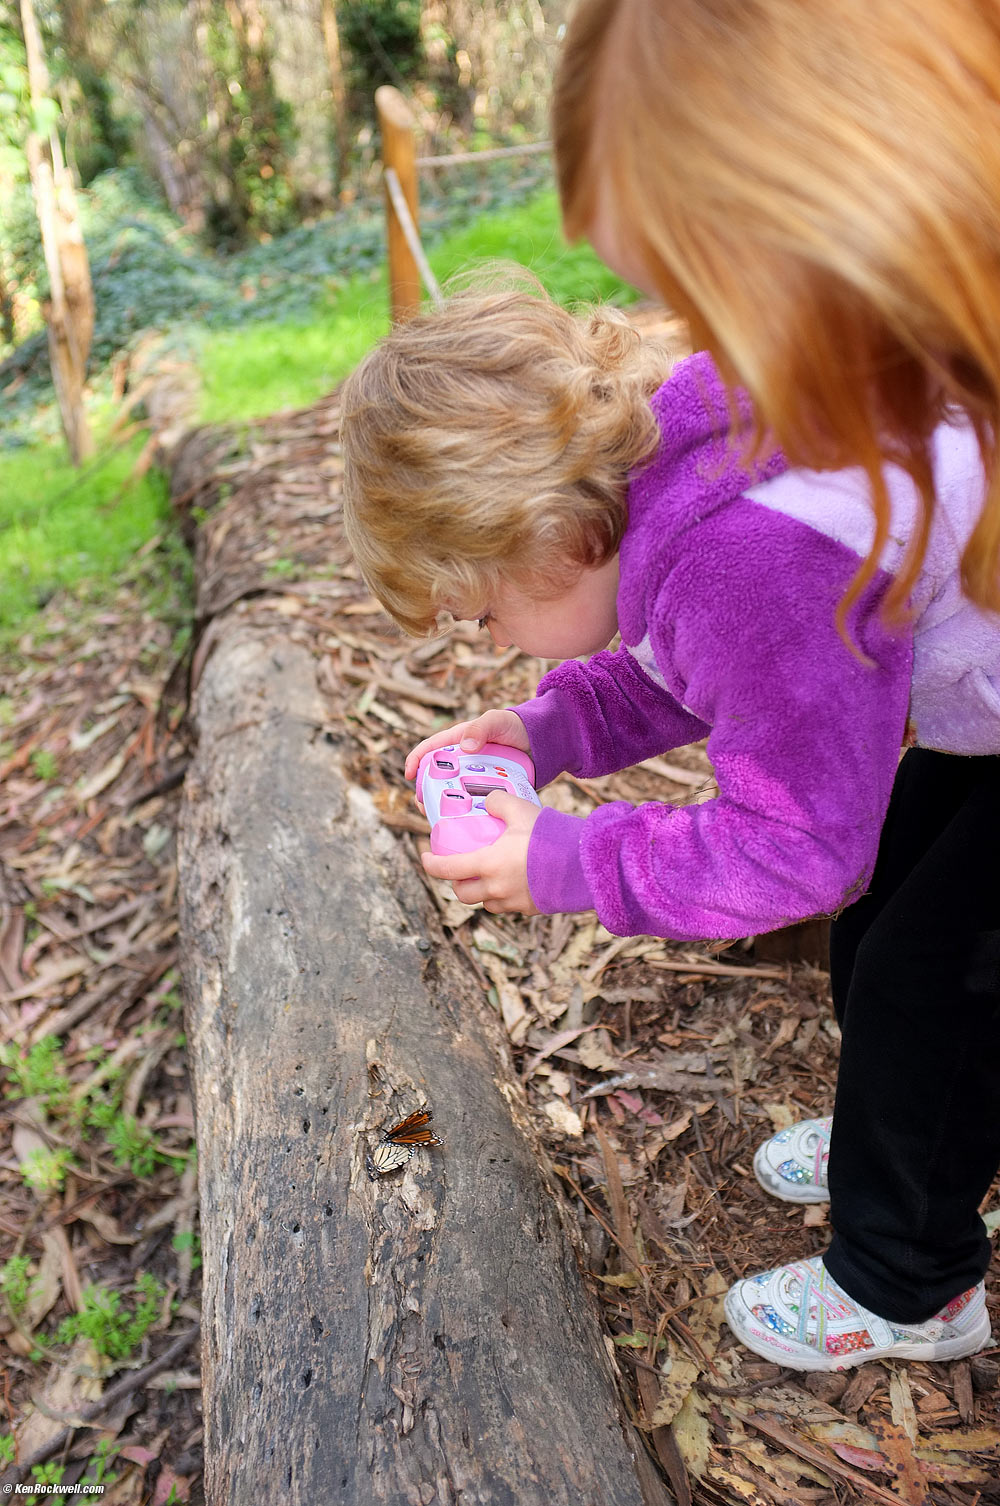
[404,709,530,783]
[420,791,541,914]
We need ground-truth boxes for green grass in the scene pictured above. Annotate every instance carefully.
[195,281,386,424]
[0,435,170,635]
[428,188,633,306]
[196,188,636,424]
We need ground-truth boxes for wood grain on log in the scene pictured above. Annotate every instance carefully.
[179,626,673,1506]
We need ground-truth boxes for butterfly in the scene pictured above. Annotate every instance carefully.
[365,1109,443,1181]
[365,1140,416,1179]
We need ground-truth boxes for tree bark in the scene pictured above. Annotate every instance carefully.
[179,624,673,1506]
[319,0,350,197]
[20,0,95,463]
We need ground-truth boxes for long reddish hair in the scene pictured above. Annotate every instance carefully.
[554,0,1000,626]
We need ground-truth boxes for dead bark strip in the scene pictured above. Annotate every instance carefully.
[179,625,672,1506]
[20,0,95,464]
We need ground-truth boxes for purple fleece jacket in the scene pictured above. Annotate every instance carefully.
[513,352,936,940]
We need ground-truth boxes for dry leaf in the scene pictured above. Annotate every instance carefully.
[17,1335,104,1460]
[18,1236,63,1332]
[865,1413,933,1505]
[671,1387,712,1480]
[707,1465,770,1502]
[663,1111,693,1141]
[541,1099,583,1137]
[479,952,528,1043]
[889,1367,919,1442]
[649,1349,701,1428]
[76,748,127,802]
[649,1272,726,1428]
[577,1028,619,1073]
[763,1101,798,1132]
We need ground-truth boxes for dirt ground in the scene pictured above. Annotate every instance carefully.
[2,332,999,1504]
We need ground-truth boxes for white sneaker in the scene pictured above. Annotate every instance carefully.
[754,1116,831,1203]
[725,1254,991,1372]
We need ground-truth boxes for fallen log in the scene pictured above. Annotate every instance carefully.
[179,621,673,1505]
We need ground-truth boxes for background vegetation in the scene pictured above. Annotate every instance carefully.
[0,0,635,642]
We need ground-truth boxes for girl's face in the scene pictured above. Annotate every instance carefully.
[472,555,621,659]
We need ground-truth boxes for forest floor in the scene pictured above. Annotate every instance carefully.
[2,312,999,1506]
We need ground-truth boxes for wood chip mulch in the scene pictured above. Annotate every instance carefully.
[3,315,999,1503]
[1,553,201,1502]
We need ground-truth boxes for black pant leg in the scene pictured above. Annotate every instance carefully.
[823,753,1000,1322]
[828,749,986,1027]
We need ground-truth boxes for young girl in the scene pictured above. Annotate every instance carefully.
[340,279,999,1373]
[553,0,1000,622]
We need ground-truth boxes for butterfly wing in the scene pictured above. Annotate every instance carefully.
[383,1109,443,1147]
[366,1141,414,1180]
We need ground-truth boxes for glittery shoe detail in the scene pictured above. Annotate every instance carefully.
[725,1255,991,1373]
[753,1116,832,1204]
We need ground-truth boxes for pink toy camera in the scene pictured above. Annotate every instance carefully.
[415,743,540,855]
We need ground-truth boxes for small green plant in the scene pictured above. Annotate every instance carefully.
[172,1229,202,1271]
[29,747,58,780]
[149,985,186,1036]
[55,1272,164,1362]
[27,1451,65,1499]
[0,1035,70,1110]
[103,1114,161,1177]
[21,1145,75,1196]
[0,1431,15,1464]
[32,1460,65,1484]
[1,1254,34,1313]
[82,1090,118,1126]
[82,1437,120,1486]
[29,1457,65,1498]
[265,556,301,578]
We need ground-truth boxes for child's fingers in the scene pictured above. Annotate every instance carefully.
[403,717,494,779]
[455,709,522,751]
[456,719,492,750]
[421,847,487,884]
[483,790,532,827]
[451,876,487,908]
[404,710,528,779]
[403,723,475,779]
[420,805,538,914]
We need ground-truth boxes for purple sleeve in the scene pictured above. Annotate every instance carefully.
[513,646,710,788]
[526,503,914,939]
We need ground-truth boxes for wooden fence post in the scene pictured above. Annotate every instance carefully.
[375,85,421,324]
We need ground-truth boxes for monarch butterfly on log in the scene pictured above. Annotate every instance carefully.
[365,1140,415,1179]
[365,1108,443,1180]
[383,1109,443,1147]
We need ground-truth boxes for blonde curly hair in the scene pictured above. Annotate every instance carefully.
[340,271,674,635]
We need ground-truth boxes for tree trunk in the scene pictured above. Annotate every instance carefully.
[178,622,673,1506]
[319,0,350,198]
[224,0,285,168]
[0,253,16,349]
[19,0,95,463]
